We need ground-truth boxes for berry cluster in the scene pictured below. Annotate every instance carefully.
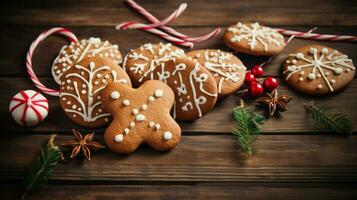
[244,65,279,98]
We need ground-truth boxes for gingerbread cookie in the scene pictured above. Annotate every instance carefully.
[187,49,246,96]
[52,37,122,84]
[282,45,355,96]
[224,22,285,56]
[158,57,218,121]
[101,80,181,154]
[123,42,185,86]
[59,57,131,128]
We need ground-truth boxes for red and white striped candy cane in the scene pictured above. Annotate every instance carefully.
[125,0,221,43]
[26,27,78,96]
[116,22,194,48]
[276,28,357,42]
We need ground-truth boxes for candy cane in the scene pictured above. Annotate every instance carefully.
[116,22,194,48]
[125,0,221,43]
[276,28,357,42]
[26,27,78,96]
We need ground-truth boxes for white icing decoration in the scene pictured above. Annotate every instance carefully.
[227,22,283,51]
[130,122,135,128]
[141,104,148,110]
[115,134,123,142]
[163,131,172,141]
[123,99,130,106]
[124,128,130,135]
[155,124,160,130]
[110,91,120,100]
[154,89,163,97]
[149,121,155,128]
[284,47,355,92]
[132,109,139,115]
[135,114,146,122]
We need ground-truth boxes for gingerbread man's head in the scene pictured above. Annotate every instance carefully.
[101,80,181,154]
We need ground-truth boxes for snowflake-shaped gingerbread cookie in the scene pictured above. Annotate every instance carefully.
[283,45,355,96]
[224,22,285,56]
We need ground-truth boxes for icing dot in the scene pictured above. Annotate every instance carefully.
[287,65,296,71]
[132,109,139,115]
[149,122,155,128]
[97,96,101,100]
[154,89,163,98]
[124,128,130,135]
[298,77,304,82]
[104,118,109,122]
[141,104,148,110]
[66,101,71,105]
[72,105,77,109]
[78,108,82,111]
[73,114,76,118]
[286,60,291,64]
[317,73,321,78]
[325,72,330,76]
[322,48,329,54]
[81,90,87,94]
[110,91,120,100]
[96,74,102,78]
[136,114,146,122]
[82,84,86,88]
[66,79,72,84]
[163,132,172,141]
[300,71,305,75]
[148,96,155,102]
[309,48,317,54]
[115,134,123,142]
[292,59,297,64]
[94,81,99,85]
[317,84,323,89]
[307,73,316,80]
[334,68,342,75]
[104,74,110,79]
[130,122,135,128]
[98,108,102,113]
[330,79,336,84]
[102,79,107,83]
[296,53,304,59]
[155,124,160,130]
[123,99,130,106]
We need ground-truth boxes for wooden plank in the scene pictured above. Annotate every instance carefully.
[1,78,356,133]
[1,134,357,182]
[1,0,357,26]
[2,184,357,200]
[0,26,356,78]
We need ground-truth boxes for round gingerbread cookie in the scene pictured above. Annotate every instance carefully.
[122,42,185,86]
[52,37,122,84]
[282,45,355,96]
[59,57,131,128]
[224,22,285,56]
[158,57,218,121]
[186,49,246,96]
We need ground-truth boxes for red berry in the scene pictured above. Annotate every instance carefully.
[251,65,264,76]
[244,72,256,85]
[263,77,279,92]
[248,82,264,98]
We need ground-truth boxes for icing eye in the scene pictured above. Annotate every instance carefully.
[196,96,207,105]
[199,74,208,82]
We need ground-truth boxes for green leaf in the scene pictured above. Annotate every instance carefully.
[304,101,352,136]
[232,106,265,154]
[21,135,62,200]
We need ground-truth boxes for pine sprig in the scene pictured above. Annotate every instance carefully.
[304,101,352,136]
[21,135,62,200]
[232,102,265,154]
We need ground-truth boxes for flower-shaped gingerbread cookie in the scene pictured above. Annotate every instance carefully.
[101,80,181,154]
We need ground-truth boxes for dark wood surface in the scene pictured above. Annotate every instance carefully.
[1,0,357,199]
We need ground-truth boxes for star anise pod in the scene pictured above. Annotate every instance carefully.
[62,129,105,160]
[256,89,292,116]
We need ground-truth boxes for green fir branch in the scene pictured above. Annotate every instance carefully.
[232,104,265,155]
[21,135,62,200]
[304,101,352,136]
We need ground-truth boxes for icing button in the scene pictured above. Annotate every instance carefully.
[163,131,172,141]
[115,134,123,143]
[110,91,120,100]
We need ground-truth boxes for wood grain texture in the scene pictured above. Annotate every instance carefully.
[1,134,357,183]
[1,0,357,26]
[2,184,357,200]
[2,78,356,134]
[0,26,356,78]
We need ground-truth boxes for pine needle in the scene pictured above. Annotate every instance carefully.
[232,103,265,155]
[21,135,62,200]
[304,101,352,136]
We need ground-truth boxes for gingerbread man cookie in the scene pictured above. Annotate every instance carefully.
[101,80,181,154]
[187,49,247,96]
[59,57,131,128]
[282,45,355,96]
[224,22,285,56]
[123,42,185,86]
[52,37,122,84]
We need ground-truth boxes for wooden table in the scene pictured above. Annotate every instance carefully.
[1,0,357,199]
